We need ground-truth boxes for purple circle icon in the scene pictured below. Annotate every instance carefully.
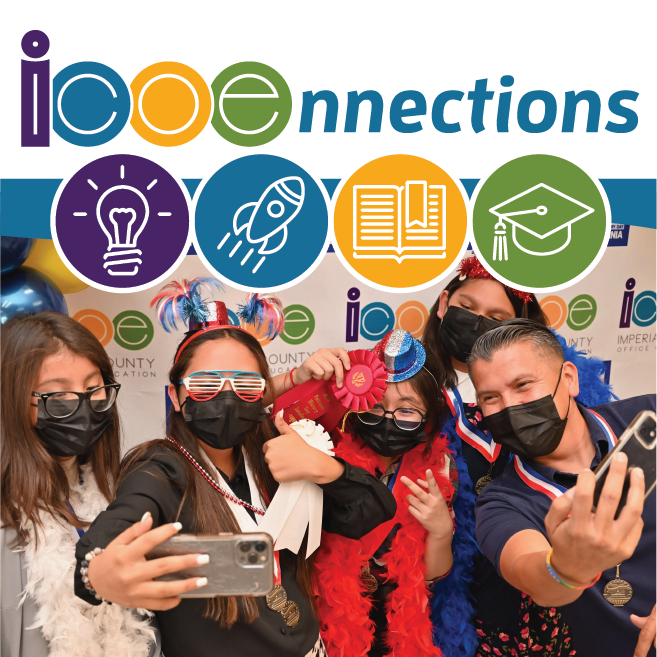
[52,154,190,292]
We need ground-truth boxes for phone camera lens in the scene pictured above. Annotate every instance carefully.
[248,553,259,564]
[239,542,251,553]
[255,542,266,552]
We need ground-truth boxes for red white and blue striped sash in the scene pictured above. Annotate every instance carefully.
[443,384,501,463]
[514,409,618,500]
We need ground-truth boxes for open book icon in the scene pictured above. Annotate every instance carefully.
[352,181,446,263]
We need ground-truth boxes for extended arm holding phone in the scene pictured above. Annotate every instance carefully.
[499,452,645,607]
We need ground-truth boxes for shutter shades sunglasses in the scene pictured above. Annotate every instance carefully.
[179,371,266,402]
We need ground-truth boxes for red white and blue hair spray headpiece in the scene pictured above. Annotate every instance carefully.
[150,277,284,362]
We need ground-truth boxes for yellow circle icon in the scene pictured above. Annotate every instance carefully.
[131,62,212,147]
[332,155,469,291]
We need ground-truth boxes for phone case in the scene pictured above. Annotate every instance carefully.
[593,410,656,518]
[146,532,275,598]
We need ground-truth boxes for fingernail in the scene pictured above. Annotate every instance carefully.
[141,511,151,523]
[197,554,210,565]
[565,488,575,498]
[173,522,183,531]
[614,452,628,463]
[635,468,644,479]
[277,410,283,419]
[196,577,208,587]
[426,469,433,477]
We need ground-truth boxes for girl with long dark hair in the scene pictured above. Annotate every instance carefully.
[422,255,614,657]
[1,312,157,657]
[306,329,478,657]
[73,280,396,657]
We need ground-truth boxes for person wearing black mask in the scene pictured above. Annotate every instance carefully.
[471,320,656,657]
[74,280,396,657]
[309,329,475,657]
[422,254,616,656]
[1,312,158,657]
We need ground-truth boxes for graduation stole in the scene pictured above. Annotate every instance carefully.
[442,384,501,463]
[314,426,454,657]
[514,408,618,500]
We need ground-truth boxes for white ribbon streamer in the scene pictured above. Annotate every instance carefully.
[259,419,334,558]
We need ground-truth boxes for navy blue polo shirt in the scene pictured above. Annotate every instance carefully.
[476,395,656,657]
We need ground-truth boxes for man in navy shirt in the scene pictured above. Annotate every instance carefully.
[469,319,655,657]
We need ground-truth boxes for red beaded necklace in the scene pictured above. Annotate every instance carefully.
[165,436,266,517]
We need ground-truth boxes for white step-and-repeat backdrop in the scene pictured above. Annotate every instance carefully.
[65,228,656,451]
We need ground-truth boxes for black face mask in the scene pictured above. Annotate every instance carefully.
[439,306,499,363]
[34,401,114,457]
[484,368,571,459]
[183,391,267,450]
[355,415,427,457]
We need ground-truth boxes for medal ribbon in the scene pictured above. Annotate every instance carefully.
[271,350,388,434]
[443,385,501,462]
[514,409,618,500]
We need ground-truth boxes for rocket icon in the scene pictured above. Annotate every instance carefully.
[233,177,305,254]
[217,176,305,274]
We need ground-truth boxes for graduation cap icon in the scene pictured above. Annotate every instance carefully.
[489,184,594,261]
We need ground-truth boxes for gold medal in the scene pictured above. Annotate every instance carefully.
[603,564,633,607]
[281,600,300,627]
[266,585,288,611]
[475,475,493,496]
[266,585,300,627]
[360,566,379,593]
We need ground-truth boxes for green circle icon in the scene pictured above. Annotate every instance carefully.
[471,155,610,292]
[279,304,315,345]
[113,310,154,351]
[211,62,292,147]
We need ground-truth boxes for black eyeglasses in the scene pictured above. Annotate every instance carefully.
[32,383,121,418]
[357,404,427,431]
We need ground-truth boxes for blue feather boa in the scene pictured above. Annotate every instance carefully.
[553,330,617,407]
[430,434,479,657]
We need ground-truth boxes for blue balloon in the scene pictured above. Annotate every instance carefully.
[1,266,68,324]
[1,237,34,274]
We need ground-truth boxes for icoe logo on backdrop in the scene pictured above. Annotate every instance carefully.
[346,287,430,342]
[620,278,656,328]
[21,30,292,148]
[539,293,597,331]
[73,309,155,350]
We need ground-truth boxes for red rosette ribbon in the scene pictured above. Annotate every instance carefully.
[331,349,387,411]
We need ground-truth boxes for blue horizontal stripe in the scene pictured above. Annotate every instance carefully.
[1,177,654,239]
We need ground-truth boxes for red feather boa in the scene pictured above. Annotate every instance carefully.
[315,428,454,657]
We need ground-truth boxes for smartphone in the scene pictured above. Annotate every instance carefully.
[592,410,656,518]
[146,532,274,598]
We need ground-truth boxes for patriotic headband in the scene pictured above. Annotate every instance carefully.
[150,277,284,362]
[457,255,534,304]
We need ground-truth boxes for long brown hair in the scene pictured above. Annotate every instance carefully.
[1,312,121,548]
[422,274,548,390]
[120,328,316,628]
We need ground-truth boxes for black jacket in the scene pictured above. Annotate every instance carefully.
[75,444,396,657]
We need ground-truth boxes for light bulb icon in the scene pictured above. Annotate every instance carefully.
[55,154,190,292]
[96,185,149,276]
